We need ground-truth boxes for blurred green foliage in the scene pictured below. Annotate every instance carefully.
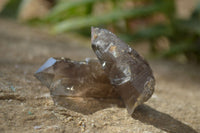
[0,0,200,62]
[0,0,21,18]
[51,1,172,32]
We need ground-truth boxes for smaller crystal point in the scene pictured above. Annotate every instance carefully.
[35,57,57,88]
[35,57,123,114]
[35,57,57,73]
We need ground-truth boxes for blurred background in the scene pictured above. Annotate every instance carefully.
[0,0,200,63]
[0,1,200,133]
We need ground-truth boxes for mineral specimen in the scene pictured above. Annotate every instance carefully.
[35,57,123,114]
[91,27,155,114]
[35,27,155,115]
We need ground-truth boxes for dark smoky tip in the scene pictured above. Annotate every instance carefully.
[91,27,102,42]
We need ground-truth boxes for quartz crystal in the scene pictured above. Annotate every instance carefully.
[91,27,155,114]
[35,57,123,114]
[35,27,155,115]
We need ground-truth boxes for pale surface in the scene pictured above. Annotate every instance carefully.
[0,19,199,133]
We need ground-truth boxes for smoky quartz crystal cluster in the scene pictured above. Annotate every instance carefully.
[35,27,155,115]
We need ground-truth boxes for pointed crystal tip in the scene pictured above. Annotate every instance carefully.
[91,27,155,114]
[34,57,57,88]
[35,57,57,73]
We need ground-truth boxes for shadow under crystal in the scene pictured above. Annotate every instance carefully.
[132,104,198,133]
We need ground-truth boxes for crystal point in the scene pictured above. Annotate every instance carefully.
[34,58,57,88]
[91,27,155,114]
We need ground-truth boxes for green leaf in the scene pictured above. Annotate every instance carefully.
[191,2,200,19]
[46,0,101,21]
[53,2,169,33]
[175,19,200,35]
[160,42,200,58]
[131,24,173,41]
[0,0,22,18]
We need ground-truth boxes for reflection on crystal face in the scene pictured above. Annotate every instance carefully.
[36,57,57,73]
[102,61,106,69]
[104,42,113,53]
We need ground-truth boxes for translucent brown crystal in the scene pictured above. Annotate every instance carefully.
[91,27,155,114]
[35,27,155,115]
[35,57,123,114]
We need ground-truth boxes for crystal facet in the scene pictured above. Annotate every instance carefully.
[91,27,155,114]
